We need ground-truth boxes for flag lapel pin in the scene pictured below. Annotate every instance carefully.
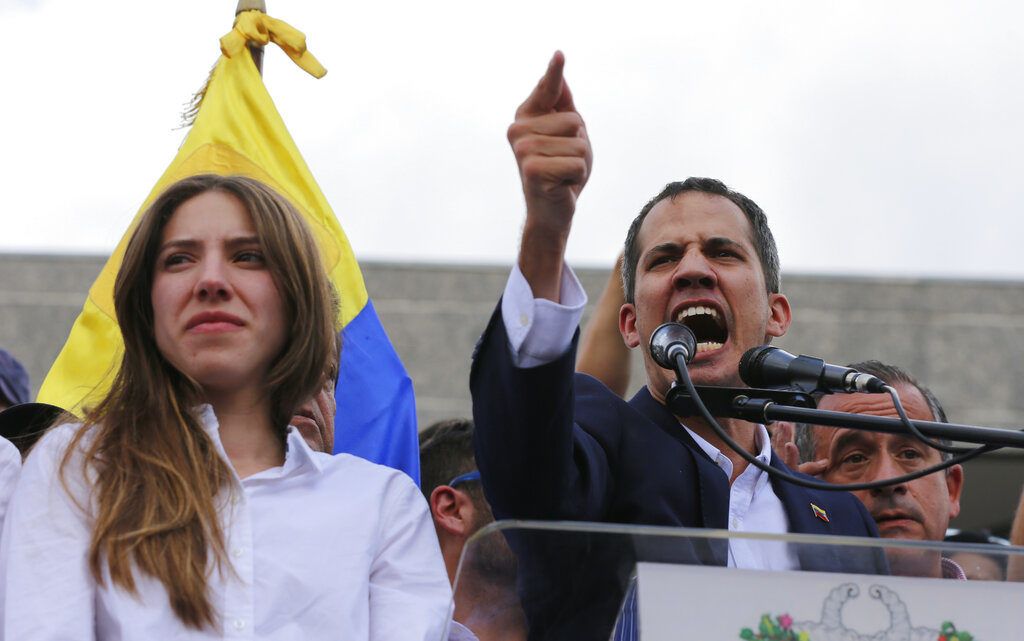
[810,503,829,523]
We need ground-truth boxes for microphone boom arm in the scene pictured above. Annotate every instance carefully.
[750,398,1024,449]
[666,356,996,492]
[664,385,1024,449]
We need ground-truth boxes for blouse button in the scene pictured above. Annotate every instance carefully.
[233,619,245,631]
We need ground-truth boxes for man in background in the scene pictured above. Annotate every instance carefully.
[792,361,965,579]
[944,530,1008,581]
[420,419,526,641]
[290,376,336,454]
[291,339,340,454]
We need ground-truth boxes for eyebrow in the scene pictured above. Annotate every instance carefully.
[705,237,744,252]
[641,237,746,261]
[642,242,682,261]
[158,235,261,253]
[831,430,872,455]
[885,435,923,451]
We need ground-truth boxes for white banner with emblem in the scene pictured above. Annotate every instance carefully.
[636,562,1022,640]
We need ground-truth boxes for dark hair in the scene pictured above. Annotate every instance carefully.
[621,177,780,303]
[794,360,951,464]
[418,418,477,498]
[0,402,65,456]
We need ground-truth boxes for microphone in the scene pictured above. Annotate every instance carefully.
[650,323,698,370]
[739,346,887,394]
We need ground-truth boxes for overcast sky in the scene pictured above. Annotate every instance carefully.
[2,0,1023,279]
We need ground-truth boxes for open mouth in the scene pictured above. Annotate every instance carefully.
[675,304,728,354]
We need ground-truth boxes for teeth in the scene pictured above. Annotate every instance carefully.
[696,342,723,353]
[675,306,720,322]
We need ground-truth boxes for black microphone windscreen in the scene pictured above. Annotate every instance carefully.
[649,323,697,369]
[739,345,774,387]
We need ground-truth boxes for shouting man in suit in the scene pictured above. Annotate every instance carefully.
[470,52,883,640]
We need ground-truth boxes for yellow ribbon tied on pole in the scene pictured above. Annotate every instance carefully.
[221,10,327,78]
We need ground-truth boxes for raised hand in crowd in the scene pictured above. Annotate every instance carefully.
[576,253,634,397]
[509,51,592,303]
[769,420,829,476]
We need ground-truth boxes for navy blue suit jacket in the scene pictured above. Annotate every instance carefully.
[470,304,885,640]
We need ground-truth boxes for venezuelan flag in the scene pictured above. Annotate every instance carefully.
[37,11,419,481]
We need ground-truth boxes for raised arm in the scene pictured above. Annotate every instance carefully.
[577,253,633,396]
[510,51,592,304]
[472,53,613,522]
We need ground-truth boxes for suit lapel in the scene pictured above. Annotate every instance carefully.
[767,453,842,572]
[626,390,853,570]
[629,387,730,533]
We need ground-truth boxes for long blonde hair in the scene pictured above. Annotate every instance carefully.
[62,175,338,629]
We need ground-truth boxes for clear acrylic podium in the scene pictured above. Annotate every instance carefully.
[446,520,1024,641]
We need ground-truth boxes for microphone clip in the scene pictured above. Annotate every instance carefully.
[665,384,817,420]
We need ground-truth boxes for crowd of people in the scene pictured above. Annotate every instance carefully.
[0,51,1021,640]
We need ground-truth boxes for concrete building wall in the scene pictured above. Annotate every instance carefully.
[2,253,1022,532]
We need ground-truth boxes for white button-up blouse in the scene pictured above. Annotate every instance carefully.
[0,406,451,641]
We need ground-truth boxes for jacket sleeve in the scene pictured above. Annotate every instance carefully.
[470,301,617,522]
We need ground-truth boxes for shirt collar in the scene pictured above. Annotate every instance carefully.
[941,556,968,580]
[194,404,326,477]
[683,422,772,468]
[283,425,326,475]
[447,621,480,641]
[195,404,227,459]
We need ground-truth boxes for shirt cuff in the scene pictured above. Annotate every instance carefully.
[501,262,587,368]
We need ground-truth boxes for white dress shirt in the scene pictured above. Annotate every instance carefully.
[0,437,20,535]
[0,406,451,641]
[683,425,798,570]
[501,263,796,571]
[501,263,587,368]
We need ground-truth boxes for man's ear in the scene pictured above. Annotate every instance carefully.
[765,293,792,340]
[429,486,476,537]
[619,302,641,349]
[946,464,965,520]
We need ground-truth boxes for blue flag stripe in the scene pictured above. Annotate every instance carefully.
[332,300,420,484]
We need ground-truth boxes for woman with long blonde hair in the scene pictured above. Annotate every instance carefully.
[0,175,450,640]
